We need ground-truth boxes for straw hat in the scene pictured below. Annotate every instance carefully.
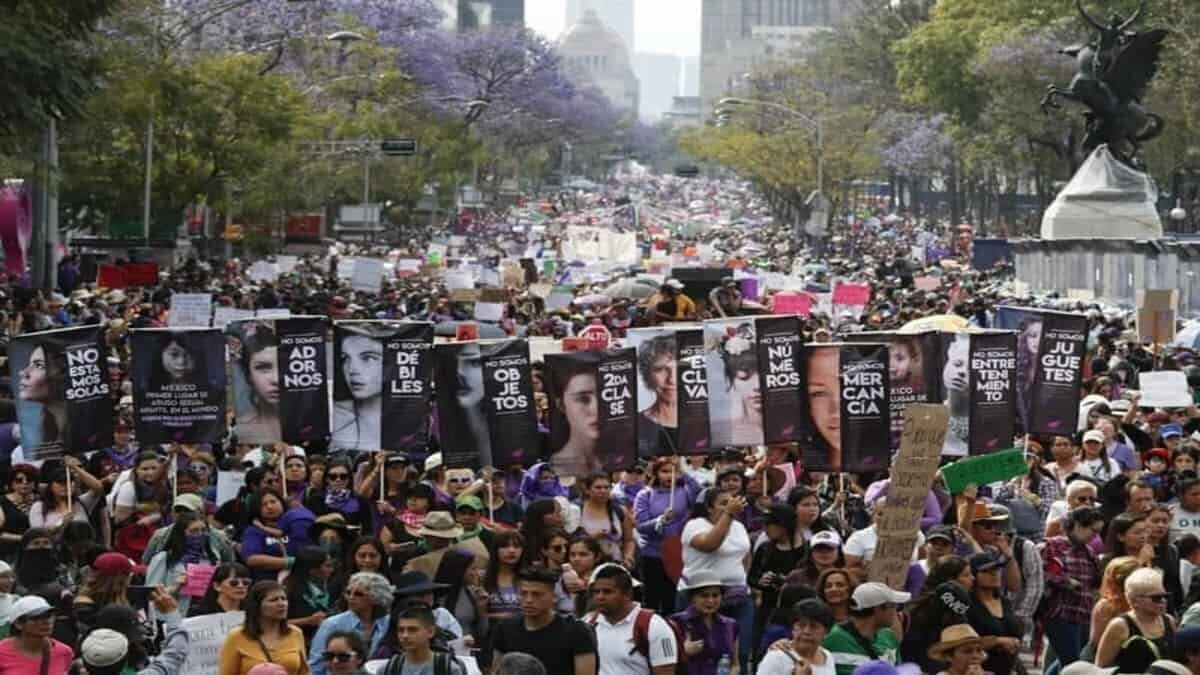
[927,624,995,661]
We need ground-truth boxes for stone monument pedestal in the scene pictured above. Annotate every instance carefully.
[1041,144,1163,240]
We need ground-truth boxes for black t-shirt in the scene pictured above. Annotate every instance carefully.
[492,615,596,674]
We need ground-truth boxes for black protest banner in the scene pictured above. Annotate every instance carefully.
[798,343,890,473]
[1029,312,1088,436]
[545,348,637,477]
[845,330,942,451]
[757,316,804,444]
[626,328,680,458]
[131,329,226,444]
[481,339,540,468]
[275,317,331,444]
[10,325,112,458]
[332,322,433,452]
[967,331,1017,455]
[675,328,711,455]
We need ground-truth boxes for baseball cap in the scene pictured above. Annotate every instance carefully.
[424,452,443,472]
[1083,429,1106,444]
[7,596,52,623]
[851,582,910,610]
[93,552,146,577]
[173,494,204,513]
[82,628,129,667]
[385,453,412,467]
[926,525,955,544]
[455,495,484,512]
[969,550,1007,573]
[1163,424,1185,439]
[810,530,843,549]
[589,562,643,588]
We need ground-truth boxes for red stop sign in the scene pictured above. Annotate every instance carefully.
[578,324,611,350]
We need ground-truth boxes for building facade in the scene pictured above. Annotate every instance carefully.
[559,10,640,118]
[458,0,525,30]
[700,0,850,119]
[564,0,635,52]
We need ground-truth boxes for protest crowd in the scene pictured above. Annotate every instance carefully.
[1,173,1199,675]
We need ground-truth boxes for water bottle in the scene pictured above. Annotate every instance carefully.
[716,655,732,675]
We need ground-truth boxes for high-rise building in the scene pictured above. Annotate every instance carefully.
[565,0,634,52]
[700,0,850,119]
[459,0,524,30]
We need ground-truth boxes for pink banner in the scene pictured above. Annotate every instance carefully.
[773,293,812,317]
[0,186,31,277]
[832,283,871,306]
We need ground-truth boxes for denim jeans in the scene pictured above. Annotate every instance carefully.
[1044,618,1089,675]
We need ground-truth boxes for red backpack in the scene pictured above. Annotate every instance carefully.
[587,608,688,675]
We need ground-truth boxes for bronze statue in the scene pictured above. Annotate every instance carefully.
[1041,0,1168,170]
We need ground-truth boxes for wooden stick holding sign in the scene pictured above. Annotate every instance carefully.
[867,404,949,590]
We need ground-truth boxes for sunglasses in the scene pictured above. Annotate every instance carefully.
[447,477,473,484]
[189,464,210,473]
[225,578,252,588]
[549,544,567,552]
[322,652,358,663]
[1143,593,1170,603]
[327,473,351,481]
[11,476,31,484]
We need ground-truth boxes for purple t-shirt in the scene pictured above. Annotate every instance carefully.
[241,524,288,580]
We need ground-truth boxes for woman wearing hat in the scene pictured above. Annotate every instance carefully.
[927,624,994,675]
[681,488,753,670]
[964,551,1021,675]
[672,571,740,675]
[755,599,837,675]
[0,596,74,672]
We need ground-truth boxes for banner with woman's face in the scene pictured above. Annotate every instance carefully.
[434,339,539,469]
[227,317,330,445]
[704,319,764,448]
[799,343,891,473]
[333,321,433,453]
[939,331,1017,456]
[845,330,942,451]
[545,348,637,477]
[627,328,679,458]
[10,325,112,458]
[131,329,226,444]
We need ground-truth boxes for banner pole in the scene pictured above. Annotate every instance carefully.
[278,447,286,503]
[66,461,73,516]
[380,452,387,502]
[668,459,677,512]
[487,479,495,523]
[172,451,179,504]
[839,473,846,525]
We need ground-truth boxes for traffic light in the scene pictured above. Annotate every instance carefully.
[380,139,418,156]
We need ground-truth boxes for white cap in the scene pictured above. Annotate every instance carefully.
[1083,429,1106,444]
[810,530,843,548]
[424,452,443,472]
[850,582,910,610]
[82,628,129,667]
[588,562,643,588]
[6,596,51,623]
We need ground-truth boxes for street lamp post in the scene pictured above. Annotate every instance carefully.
[717,97,824,196]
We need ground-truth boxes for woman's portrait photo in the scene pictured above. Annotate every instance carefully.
[228,320,281,444]
[332,324,387,451]
[705,321,763,447]
[803,345,842,471]
[142,331,215,390]
[131,329,225,443]
[434,341,494,467]
[545,354,604,479]
[632,330,678,457]
[13,339,69,455]
[942,332,971,456]
[1016,315,1043,428]
[889,336,926,391]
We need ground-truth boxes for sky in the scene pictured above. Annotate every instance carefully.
[524,0,701,57]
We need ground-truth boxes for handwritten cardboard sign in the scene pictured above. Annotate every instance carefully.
[1138,289,1178,345]
[939,448,1026,494]
[868,404,948,590]
[181,611,245,675]
[167,293,213,328]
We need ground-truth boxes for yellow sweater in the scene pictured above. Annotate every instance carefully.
[218,625,310,675]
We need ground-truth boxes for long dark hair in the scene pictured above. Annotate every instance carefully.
[689,487,728,521]
[163,511,210,566]
[343,536,387,575]
[246,488,286,524]
[910,556,970,626]
[285,546,331,599]
[521,499,560,564]
[243,580,287,639]
[1104,511,1148,558]
[545,356,597,453]
[486,530,525,593]
[146,331,210,390]
[197,562,251,614]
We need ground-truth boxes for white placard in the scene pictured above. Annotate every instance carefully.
[446,273,475,291]
[479,269,500,287]
[474,302,504,322]
[255,308,292,319]
[336,258,356,279]
[546,290,575,311]
[248,261,279,283]
[351,257,385,293]
[213,307,255,328]
[167,293,213,328]
[216,471,246,507]
[397,259,422,275]
[181,612,245,675]
[450,235,467,247]
[276,256,299,274]
[1139,371,1193,409]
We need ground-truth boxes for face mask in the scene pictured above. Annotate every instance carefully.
[185,533,207,549]
[321,540,343,559]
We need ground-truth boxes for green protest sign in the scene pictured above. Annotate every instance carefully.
[940,448,1026,494]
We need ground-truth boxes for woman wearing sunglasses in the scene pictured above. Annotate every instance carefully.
[193,562,253,617]
[0,465,36,562]
[306,458,371,532]
[318,631,369,675]
[308,572,393,675]
[1095,567,1178,672]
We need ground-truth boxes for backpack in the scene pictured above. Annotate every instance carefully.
[382,651,459,675]
[586,608,688,675]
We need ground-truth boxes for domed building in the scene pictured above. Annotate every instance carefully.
[558,9,639,118]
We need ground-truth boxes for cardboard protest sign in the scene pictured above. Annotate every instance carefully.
[799,343,891,473]
[332,322,433,452]
[216,470,245,507]
[940,448,1027,494]
[1138,289,1178,344]
[249,260,279,283]
[213,307,255,328]
[181,612,245,675]
[131,329,226,444]
[869,405,948,589]
[10,326,113,459]
[350,257,385,293]
[167,293,213,328]
[434,339,539,468]
[1139,371,1193,408]
[545,348,638,475]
